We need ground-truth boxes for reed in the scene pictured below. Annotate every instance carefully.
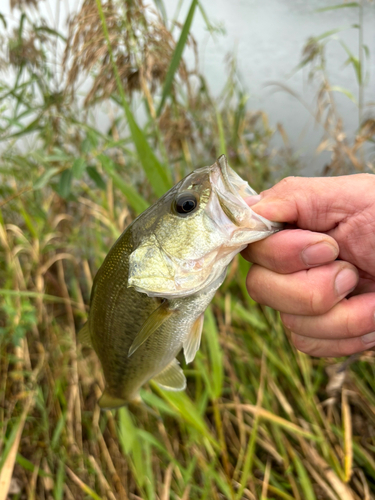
[0,1,374,499]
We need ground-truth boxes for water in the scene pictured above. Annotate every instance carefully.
[164,0,375,174]
[2,0,375,174]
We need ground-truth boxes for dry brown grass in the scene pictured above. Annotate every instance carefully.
[1,1,375,499]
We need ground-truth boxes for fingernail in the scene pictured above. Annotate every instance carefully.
[245,194,262,207]
[302,241,338,266]
[334,268,358,296]
[362,331,375,344]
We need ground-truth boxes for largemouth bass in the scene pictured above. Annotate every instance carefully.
[79,155,281,409]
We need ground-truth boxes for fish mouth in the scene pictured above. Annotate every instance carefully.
[214,154,258,201]
[209,154,281,233]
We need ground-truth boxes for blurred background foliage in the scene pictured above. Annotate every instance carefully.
[0,0,375,499]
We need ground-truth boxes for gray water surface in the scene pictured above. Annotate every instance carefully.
[2,0,375,174]
[165,0,375,174]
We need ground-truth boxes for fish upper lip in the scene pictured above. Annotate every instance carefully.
[213,154,238,197]
[210,155,249,206]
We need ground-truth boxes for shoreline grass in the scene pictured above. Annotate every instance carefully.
[0,1,374,499]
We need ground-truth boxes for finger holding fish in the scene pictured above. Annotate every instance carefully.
[244,173,375,358]
[246,260,359,316]
[281,292,375,338]
[242,229,339,274]
[290,330,375,358]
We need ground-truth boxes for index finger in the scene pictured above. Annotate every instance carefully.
[242,229,339,274]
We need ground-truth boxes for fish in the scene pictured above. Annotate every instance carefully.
[78,155,281,409]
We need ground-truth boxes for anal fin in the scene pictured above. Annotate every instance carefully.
[183,314,204,364]
[153,358,186,391]
[77,322,92,346]
[128,300,175,357]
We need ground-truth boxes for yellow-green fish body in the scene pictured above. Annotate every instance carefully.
[80,156,281,409]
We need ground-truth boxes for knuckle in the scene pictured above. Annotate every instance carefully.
[279,176,297,188]
[280,313,295,330]
[307,286,330,315]
[342,308,357,338]
[269,176,298,197]
[268,251,282,272]
[291,333,320,356]
[336,338,359,357]
[246,269,262,303]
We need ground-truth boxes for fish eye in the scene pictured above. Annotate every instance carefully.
[174,192,199,216]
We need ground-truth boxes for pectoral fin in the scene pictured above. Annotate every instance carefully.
[183,314,204,364]
[128,300,174,358]
[153,358,186,391]
[98,389,127,409]
[77,322,92,346]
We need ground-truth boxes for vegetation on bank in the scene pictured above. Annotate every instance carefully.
[0,0,374,499]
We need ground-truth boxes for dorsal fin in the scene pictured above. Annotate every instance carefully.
[128,300,175,358]
[152,358,186,391]
[77,322,92,346]
[183,314,204,364]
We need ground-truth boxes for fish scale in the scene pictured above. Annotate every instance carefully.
[79,156,281,409]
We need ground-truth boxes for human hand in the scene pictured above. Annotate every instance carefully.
[243,174,375,357]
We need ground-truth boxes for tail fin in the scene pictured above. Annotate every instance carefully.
[98,389,127,409]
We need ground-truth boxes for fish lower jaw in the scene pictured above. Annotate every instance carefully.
[130,282,205,300]
[131,268,228,300]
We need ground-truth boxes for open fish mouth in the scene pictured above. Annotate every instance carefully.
[214,154,258,200]
[209,154,281,233]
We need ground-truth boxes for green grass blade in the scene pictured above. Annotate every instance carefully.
[215,107,228,158]
[152,384,220,450]
[315,27,351,41]
[144,441,156,500]
[154,0,167,25]
[204,307,223,399]
[72,158,87,179]
[95,0,171,197]
[66,467,103,500]
[0,289,83,308]
[156,0,198,117]
[137,429,175,463]
[197,1,221,36]
[330,86,358,105]
[316,2,359,12]
[16,455,51,478]
[58,169,73,199]
[99,154,149,214]
[51,413,67,450]
[340,41,362,84]
[34,167,60,190]
[117,407,146,489]
[236,423,259,499]
[53,459,66,500]
[291,451,317,500]
[0,12,7,28]
[117,407,137,455]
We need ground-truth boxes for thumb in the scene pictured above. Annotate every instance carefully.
[247,175,371,232]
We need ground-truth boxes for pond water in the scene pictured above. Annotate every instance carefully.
[165,0,375,174]
[2,0,375,174]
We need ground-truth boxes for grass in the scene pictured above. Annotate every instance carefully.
[0,0,375,499]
